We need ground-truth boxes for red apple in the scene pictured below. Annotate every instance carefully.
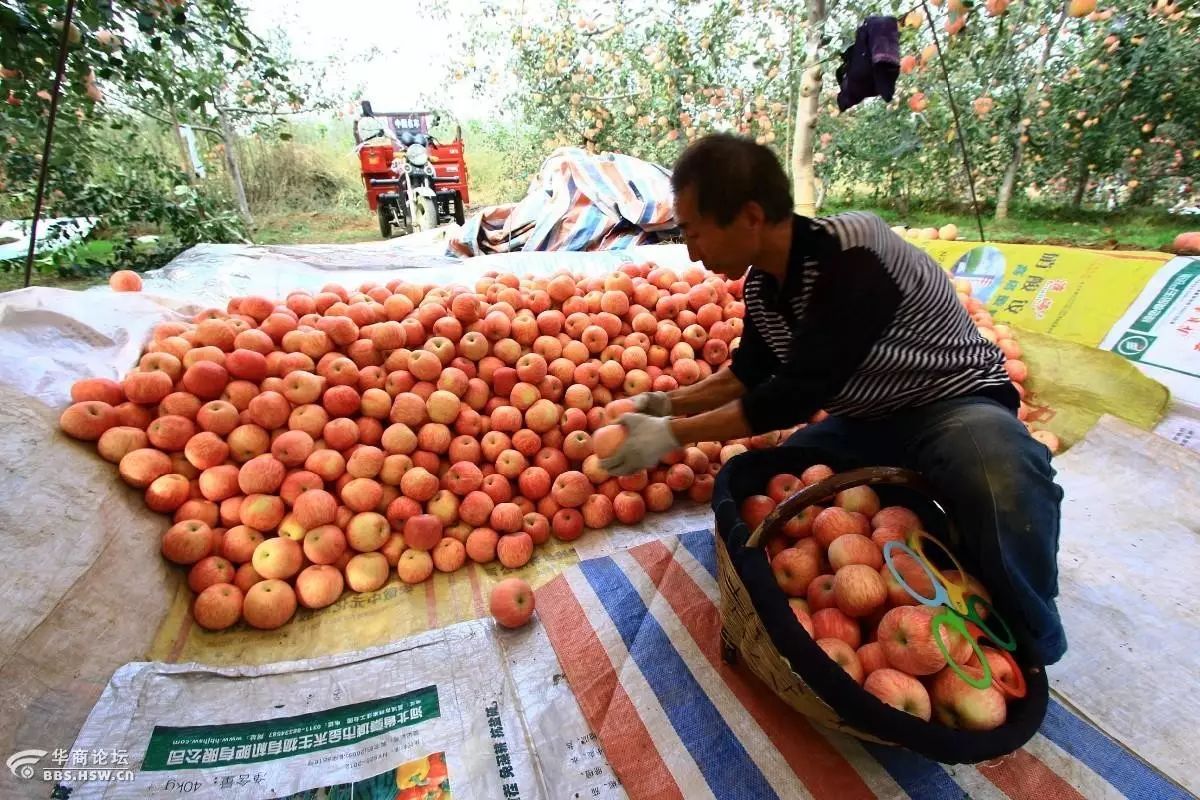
[811,608,861,649]
[857,642,889,677]
[807,573,837,612]
[490,577,535,628]
[835,485,881,517]
[828,533,883,571]
[767,473,803,503]
[880,551,936,606]
[788,599,814,637]
[864,668,932,721]
[812,507,871,548]
[834,564,887,617]
[877,605,967,676]
[552,508,585,541]
[817,637,864,685]
[872,506,922,533]
[929,667,1007,730]
[771,546,820,597]
[968,646,1021,696]
[740,494,776,531]
[872,526,907,549]
[801,464,834,486]
[782,505,821,539]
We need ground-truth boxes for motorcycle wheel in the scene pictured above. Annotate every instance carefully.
[377,203,392,239]
[416,195,439,232]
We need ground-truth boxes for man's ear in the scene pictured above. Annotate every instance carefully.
[739,201,767,229]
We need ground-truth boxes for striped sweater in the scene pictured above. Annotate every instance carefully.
[730,212,1015,433]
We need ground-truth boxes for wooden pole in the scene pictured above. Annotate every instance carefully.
[22,0,76,288]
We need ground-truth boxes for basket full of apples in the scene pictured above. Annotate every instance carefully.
[711,446,1048,763]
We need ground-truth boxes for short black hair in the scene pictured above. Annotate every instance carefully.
[671,134,794,226]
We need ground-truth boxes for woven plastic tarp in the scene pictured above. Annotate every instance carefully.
[536,528,1193,799]
[447,148,680,257]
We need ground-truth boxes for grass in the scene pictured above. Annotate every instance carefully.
[251,209,381,246]
[0,270,103,293]
[827,202,1188,252]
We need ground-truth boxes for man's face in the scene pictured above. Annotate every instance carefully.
[674,186,760,278]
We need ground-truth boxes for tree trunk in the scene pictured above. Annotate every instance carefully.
[782,0,801,181]
[217,105,254,229]
[167,103,197,184]
[1071,157,1089,208]
[792,0,825,217]
[995,0,1070,221]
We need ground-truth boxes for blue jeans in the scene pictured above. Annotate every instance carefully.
[784,395,1067,665]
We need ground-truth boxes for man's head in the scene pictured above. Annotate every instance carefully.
[671,134,793,276]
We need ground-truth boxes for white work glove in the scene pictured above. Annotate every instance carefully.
[632,391,672,417]
[599,413,680,476]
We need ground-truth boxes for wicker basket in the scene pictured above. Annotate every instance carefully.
[712,450,1048,763]
[716,529,893,742]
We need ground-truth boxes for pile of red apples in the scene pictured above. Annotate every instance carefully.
[954,279,1056,453]
[749,470,1020,732]
[58,264,812,632]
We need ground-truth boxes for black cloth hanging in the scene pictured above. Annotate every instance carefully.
[835,16,900,111]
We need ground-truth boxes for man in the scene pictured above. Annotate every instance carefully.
[599,134,1066,665]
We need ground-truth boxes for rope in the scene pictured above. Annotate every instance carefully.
[920,0,987,241]
[23,0,78,288]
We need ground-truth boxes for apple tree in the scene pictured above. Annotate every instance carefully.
[0,0,315,275]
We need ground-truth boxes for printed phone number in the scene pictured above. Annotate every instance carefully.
[306,739,388,768]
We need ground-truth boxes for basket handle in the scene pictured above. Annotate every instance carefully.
[745,466,958,549]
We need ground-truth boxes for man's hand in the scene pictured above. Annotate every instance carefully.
[599,413,679,476]
[632,391,672,417]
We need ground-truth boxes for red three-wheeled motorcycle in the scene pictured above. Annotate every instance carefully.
[355,101,470,238]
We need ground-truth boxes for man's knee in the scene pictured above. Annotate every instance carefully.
[970,405,1059,500]
[931,399,1051,466]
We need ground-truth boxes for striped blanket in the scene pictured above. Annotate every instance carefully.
[537,530,1189,800]
[446,148,679,257]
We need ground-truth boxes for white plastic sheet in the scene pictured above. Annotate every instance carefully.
[0,217,98,261]
[0,288,195,404]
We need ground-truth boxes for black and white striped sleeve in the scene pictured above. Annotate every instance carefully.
[739,246,902,433]
[728,309,779,390]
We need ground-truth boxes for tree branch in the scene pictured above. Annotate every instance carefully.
[108,96,222,134]
[214,105,321,117]
[579,90,648,102]
[580,25,616,38]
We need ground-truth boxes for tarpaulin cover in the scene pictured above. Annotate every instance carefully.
[447,147,679,257]
[0,236,1189,799]
[538,520,1196,799]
